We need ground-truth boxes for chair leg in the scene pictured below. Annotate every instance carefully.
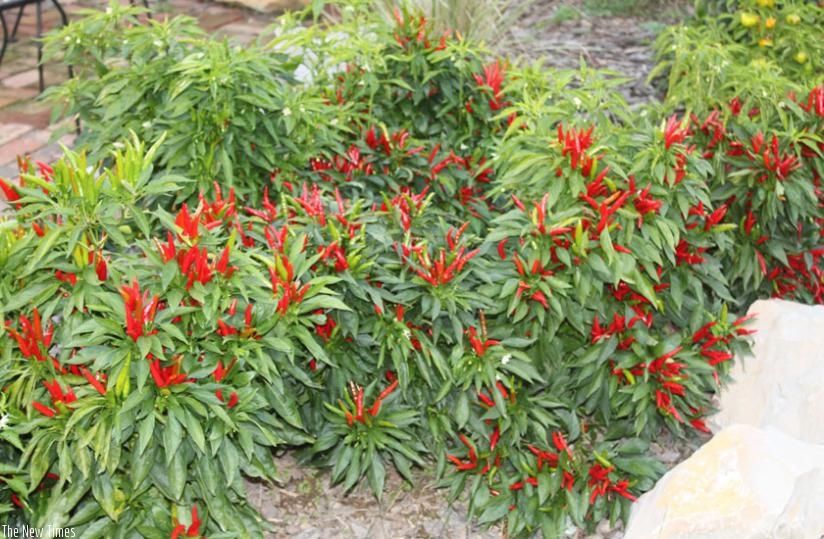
[0,11,8,68]
[50,0,73,85]
[52,0,68,28]
[36,0,44,93]
[10,6,24,41]
[48,0,78,133]
[130,0,152,20]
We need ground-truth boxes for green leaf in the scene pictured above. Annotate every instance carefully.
[183,409,207,454]
[168,450,187,501]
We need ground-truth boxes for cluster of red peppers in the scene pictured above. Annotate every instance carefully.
[339,380,399,426]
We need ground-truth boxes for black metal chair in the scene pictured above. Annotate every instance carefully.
[0,0,69,92]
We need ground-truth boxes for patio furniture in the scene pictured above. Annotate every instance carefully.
[0,0,69,92]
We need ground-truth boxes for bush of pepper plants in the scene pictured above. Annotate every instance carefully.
[650,0,823,114]
[6,1,821,537]
[682,85,824,306]
[650,0,824,305]
[42,2,344,203]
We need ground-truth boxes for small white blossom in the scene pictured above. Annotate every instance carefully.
[572,96,582,109]
[403,329,412,340]
[0,414,8,431]
[282,107,292,117]
[501,354,512,365]
[299,105,306,114]
[141,121,151,129]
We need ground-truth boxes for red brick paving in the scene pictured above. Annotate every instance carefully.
[0,0,278,181]
[0,129,50,165]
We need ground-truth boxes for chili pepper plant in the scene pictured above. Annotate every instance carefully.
[651,0,823,114]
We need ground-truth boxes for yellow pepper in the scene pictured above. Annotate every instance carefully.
[740,12,760,27]
[765,16,776,29]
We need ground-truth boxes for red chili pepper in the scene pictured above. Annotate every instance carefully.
[489,426,500,452]
[692,321,716,343]
[55,270,77,286]
[369,379,399,417]
[702,349,733,366]
[0,178,20,206]
[477,391,495,408]
[81,367,107,395]
[663,115,688,149]
[552,431,572,458]
[756,250,767,276]
[495,381,509,400]
[530,290,548,309]
[339,399,354,426]
[354,386,365,423]
[459,434,477,462]
[649,346,683,373]
[33,401,56,417]
[515,280,531,298]
[149,357,190,389]
[732,313,757,327]
[497,239,508,260]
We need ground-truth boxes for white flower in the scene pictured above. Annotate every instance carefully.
[501,353,512,365]
[0,414,8,431]
[282,107,292,117]
[572,97,582,109]
[403,329,412,340]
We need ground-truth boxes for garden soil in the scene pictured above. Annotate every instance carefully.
[247,4,699,537]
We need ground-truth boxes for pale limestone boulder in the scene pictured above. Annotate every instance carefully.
[710,299,824,443]
[216,0,309,13]
[624,424,824,539]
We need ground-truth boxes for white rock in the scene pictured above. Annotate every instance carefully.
[624,424,824,539]
[711,299,824,443]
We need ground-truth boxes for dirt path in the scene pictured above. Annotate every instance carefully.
[510,0,690,105]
